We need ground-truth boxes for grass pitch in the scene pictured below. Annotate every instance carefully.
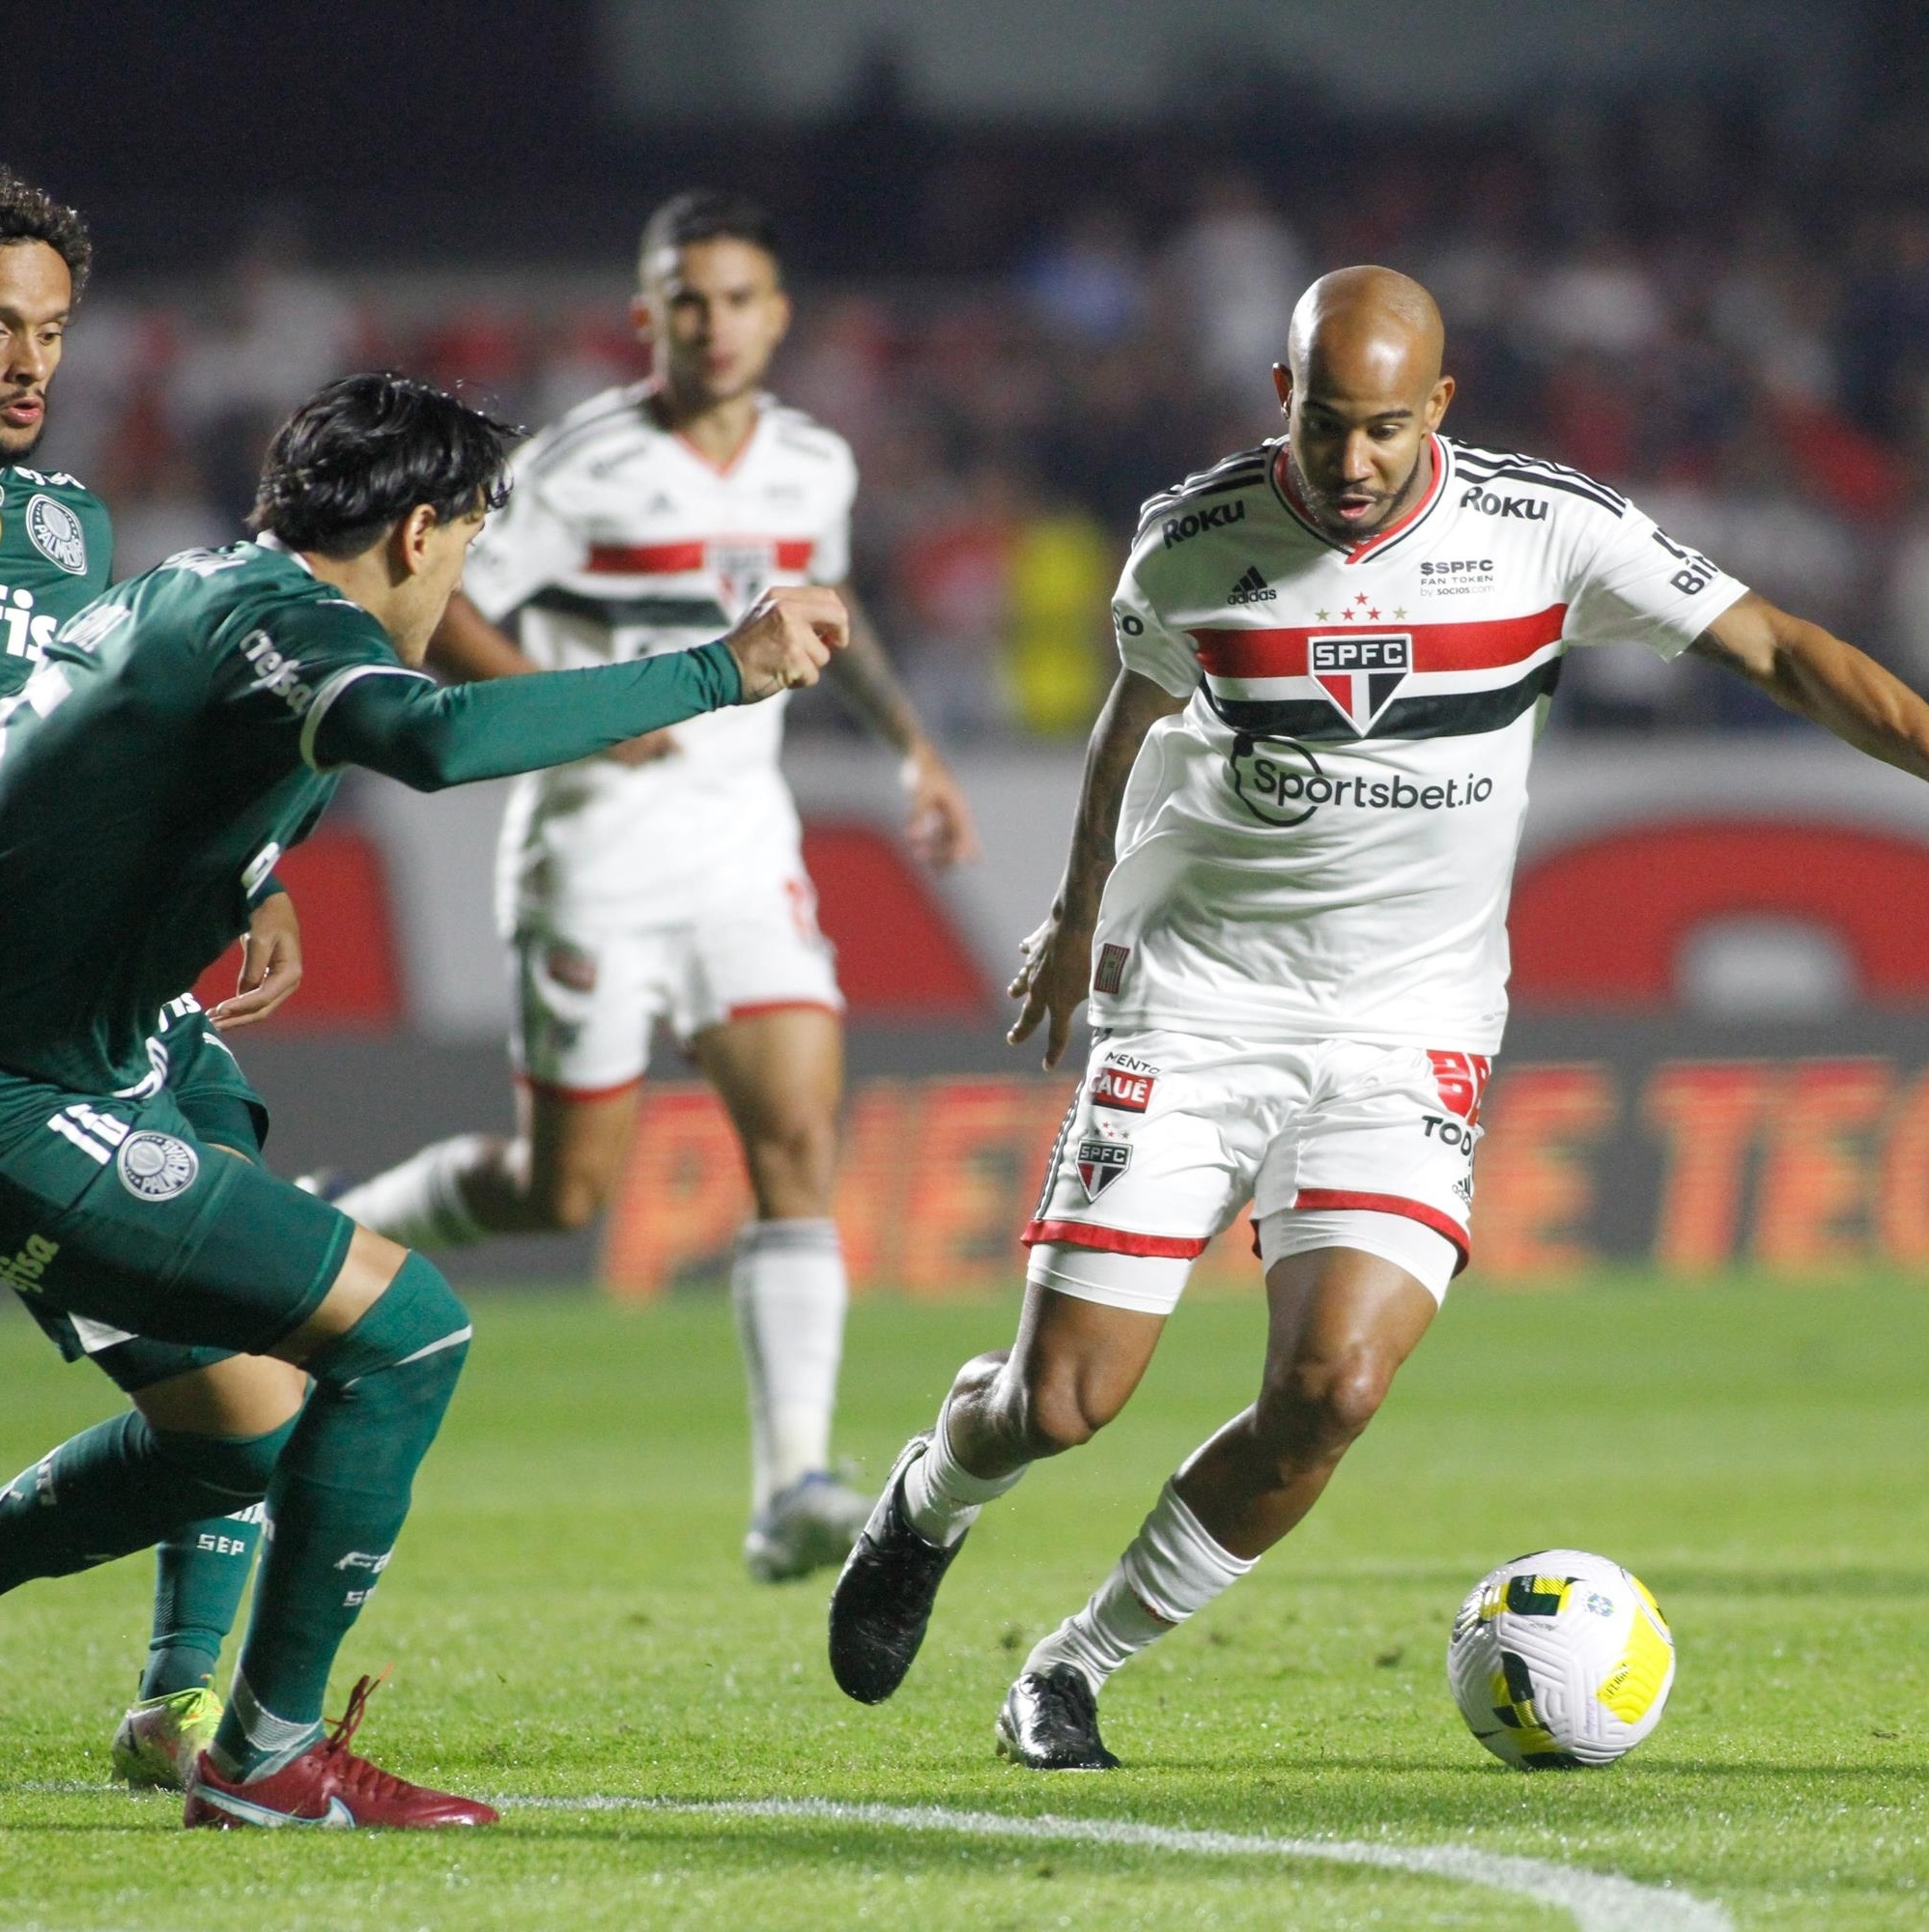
[1,1274,1926,1929]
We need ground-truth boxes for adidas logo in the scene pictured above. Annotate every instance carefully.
[1226,564,1276,606]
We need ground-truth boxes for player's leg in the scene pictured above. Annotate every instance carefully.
[330,925,651,1241]
[830,1029,1238,1703]
[108,1348,308,1788]
[691,1004,863,1578]
[0,1088,491,1825]
[1003,1230,1444,1766]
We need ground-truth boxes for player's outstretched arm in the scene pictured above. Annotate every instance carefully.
[318,586,847,790]
[826,582,980,868]
[1008,668,1188,1068]
[1690,592,1929,781]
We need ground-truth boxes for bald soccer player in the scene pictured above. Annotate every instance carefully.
[828,267,1929,1768]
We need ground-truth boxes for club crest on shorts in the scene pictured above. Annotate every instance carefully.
[1075,1137,1130,1201]
[1309,633,1411,734]
[116,1131,199,1202]
[26,494,88,575]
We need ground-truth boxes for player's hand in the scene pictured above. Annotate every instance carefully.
[606,727,679,766]
[212,891,304,1032]
[901,741,981,869]
[1007,911,1092,1069]
[727,585,849,702]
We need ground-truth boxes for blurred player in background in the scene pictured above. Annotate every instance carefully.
[331,191,979,1582]
[0,369,846,1827]
[0,167,314,1790]
[829,267,1929,1768]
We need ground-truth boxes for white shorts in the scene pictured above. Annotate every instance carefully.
[1023,1029,1489,1316]
[509,871,842,1099]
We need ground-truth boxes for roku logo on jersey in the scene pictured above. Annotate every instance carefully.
[1459,488,1548,520]
[1162,500,1245,546]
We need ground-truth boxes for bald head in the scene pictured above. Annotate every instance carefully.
[1272,266,1453,544]
[1286,266,1444,391]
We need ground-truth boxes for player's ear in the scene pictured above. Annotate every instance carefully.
[1427,374,1456,429]
[630,293,654,346]
[392,504,439,578]
[1271,362,1291,412]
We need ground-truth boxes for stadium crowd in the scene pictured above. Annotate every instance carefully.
[35,165,1929,744]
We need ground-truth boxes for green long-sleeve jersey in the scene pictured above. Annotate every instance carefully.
[0,538,742,1095]
[0,464,113,696]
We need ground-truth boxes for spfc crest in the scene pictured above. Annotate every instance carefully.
[1075,1137,1130,1201]
[709,538,776,618]
[1309,633,1411,734]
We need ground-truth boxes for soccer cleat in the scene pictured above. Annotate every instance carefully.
[994,1665,1121,1771]
[111,1686,225,1792]
[183,1674,497,1830]
[744,1469,873,1583]
[827,1434,968,1704]
[293,1170,352,1202]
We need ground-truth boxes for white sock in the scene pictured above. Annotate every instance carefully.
[901,1399,1026,1548]
[731,1218,847,1512]
[1023,1480,1256,1692]
[210,1670,323,1782]
[333,1135,489,1249]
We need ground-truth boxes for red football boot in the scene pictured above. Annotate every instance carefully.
[183,1674,498,1830]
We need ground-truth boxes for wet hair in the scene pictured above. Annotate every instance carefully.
[248,372,520,557]
[0,169,92,302]
[638,189,782,283]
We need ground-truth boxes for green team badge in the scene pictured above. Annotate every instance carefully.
[116,1131,199,1201]
[26,495,87,575]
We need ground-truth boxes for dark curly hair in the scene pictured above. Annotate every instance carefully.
[248,372,520,557]
[0,169,92,302]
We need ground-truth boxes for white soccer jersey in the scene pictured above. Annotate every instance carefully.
[464,383,857,929]
[1096,435,1748,1052]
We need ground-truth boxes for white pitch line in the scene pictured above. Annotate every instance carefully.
[505,1794,1732,1932]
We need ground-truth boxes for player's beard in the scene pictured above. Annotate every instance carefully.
[1287,445,1426,544]
[0,405,47,462]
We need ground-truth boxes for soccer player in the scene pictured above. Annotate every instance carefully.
[0,168,312,1789]
[0,369,845,1826]
[329,190,978,1582]
[829,266,1929,1768]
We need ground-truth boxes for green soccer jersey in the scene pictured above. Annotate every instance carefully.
[0,537,742,1097]
[0,464,113,697]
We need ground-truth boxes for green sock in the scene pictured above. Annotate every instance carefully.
[212,1255,470,1780]
[0,1413,289,1596]
[139,1504,266,1699]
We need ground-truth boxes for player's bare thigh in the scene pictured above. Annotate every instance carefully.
[691,1005,842,1219]
[134,1350,307,1437]
[512,1080,644,1230]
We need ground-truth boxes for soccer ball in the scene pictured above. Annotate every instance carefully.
[1447,1548,1674,1769]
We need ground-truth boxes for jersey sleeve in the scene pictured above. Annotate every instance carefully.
[1564,500,1748,660]
[309,640,745,790]
[1111,542,1204,696]
[459,453,582,624]
[808,441,859,586]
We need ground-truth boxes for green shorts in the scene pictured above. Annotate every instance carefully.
[14,1008,282,1393]
[0,1065,348,1384]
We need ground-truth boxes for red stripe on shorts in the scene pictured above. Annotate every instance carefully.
[1289,1189,1470,1271]
[1021,1219,1209,1260]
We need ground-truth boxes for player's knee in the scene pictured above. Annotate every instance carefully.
[1011,1360,1118,1457]
[744,1107,838,1208]
[1257,1347,1398,1465]
[307,1252,472,1398]
[526,1164,610,1232]
[154,1409,299,1502]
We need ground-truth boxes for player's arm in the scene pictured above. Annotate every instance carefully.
[825,582,979,867]
[209,884,304,1033]
[1689,592,1929,781]
[317,587,847,791]
[1007,667,1188,1068]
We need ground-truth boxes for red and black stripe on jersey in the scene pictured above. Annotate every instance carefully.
[1189,603,1567,743]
